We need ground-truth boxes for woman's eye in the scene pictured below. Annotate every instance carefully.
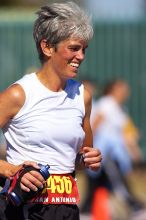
[69,47,79,51]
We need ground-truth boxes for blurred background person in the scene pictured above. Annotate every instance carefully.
[81,79,144,219]
[92,80,143,170]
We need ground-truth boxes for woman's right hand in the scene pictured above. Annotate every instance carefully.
[0,160,45,192]
[20,161,45,192]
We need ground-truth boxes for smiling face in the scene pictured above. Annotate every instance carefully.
[48,38,88,80]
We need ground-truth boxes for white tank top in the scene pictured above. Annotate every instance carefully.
[3,73,85,174]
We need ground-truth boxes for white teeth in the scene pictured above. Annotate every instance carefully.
[70,63,79,68]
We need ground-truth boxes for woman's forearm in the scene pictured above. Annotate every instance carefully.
[0,160,21,178]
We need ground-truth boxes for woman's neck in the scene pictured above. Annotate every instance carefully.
[36,65,66,92]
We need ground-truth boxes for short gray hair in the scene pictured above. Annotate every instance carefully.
[33,1,93,63]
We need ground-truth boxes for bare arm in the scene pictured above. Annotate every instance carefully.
[0,160,22,178]
[82,87,93,147]
[0,85,44,191]
[0,84,26,177]
[80,87,102,171]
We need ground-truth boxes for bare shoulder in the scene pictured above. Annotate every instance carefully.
[0,83,25,104]
[0,84,25,127]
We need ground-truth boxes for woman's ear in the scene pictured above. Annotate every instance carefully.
[40,40,54,57]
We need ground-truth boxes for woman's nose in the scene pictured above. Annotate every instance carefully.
[76,50,85,61]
